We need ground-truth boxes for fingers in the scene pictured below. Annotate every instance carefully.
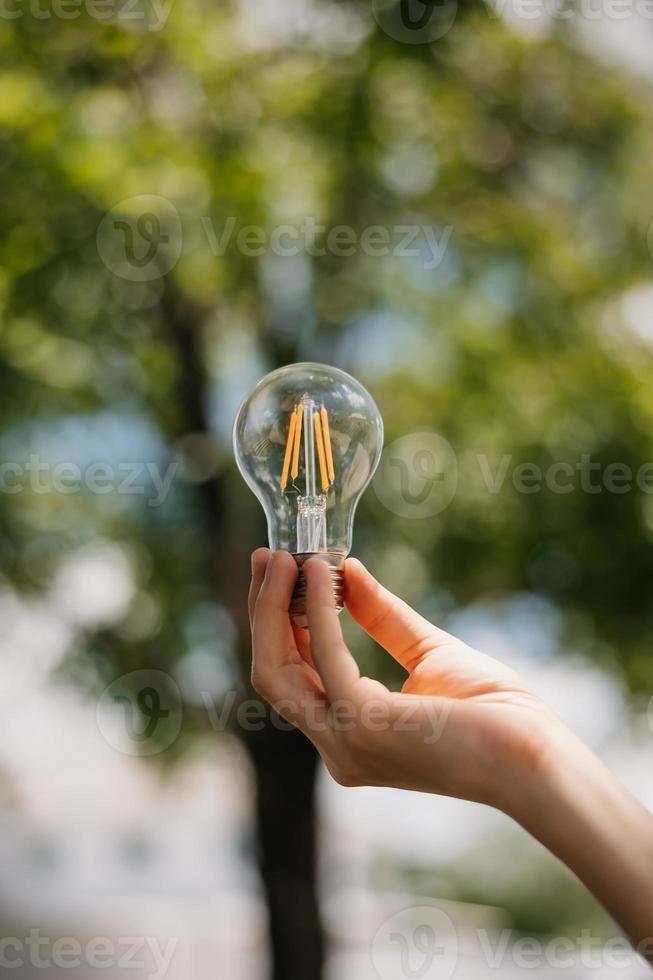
[292,621,317,669]
[249,551,336,751]
[344,557,456,671]
[249,548,271,629]
[304,558,360,702]
[251,550,299,677]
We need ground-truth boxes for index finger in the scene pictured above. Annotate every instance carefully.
[249,547,271,629]
[252,551,299,680]
[304,558,360,703]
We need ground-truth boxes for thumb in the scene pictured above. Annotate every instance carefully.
[345,557,454,672]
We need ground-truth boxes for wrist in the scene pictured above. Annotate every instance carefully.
[479,710,573,818]
[501,721,653,948]
[499,719,589,827]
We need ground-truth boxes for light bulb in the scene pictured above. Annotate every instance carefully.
[233,362,384,625]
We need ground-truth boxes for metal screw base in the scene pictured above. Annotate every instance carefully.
[290,551,346,629]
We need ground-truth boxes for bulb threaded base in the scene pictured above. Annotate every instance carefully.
[290,551,346,629]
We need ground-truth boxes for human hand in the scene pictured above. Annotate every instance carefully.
[249,547,564,809]
[249,548,653,948]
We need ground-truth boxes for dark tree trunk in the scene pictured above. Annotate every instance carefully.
[160,285,324,980]
[246,722,324,980]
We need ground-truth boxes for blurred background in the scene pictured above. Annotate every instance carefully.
[2,2,653,978]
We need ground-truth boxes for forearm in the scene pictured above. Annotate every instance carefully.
[504,728,653,954]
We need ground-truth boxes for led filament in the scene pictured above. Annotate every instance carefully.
[280,397,335,495]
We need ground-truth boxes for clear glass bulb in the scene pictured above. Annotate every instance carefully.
[233,362,384,624]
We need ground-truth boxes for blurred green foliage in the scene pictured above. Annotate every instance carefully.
[2,0,653,940]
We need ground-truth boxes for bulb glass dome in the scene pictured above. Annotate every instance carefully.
[233,362,384,556]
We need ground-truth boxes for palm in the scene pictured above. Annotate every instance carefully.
[402,638,536,705]
[396,635,562,792]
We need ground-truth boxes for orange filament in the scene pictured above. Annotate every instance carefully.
[320,406,335,483]
[280,410,297,490]
[291,402,304,480]
[313,412,330,492]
